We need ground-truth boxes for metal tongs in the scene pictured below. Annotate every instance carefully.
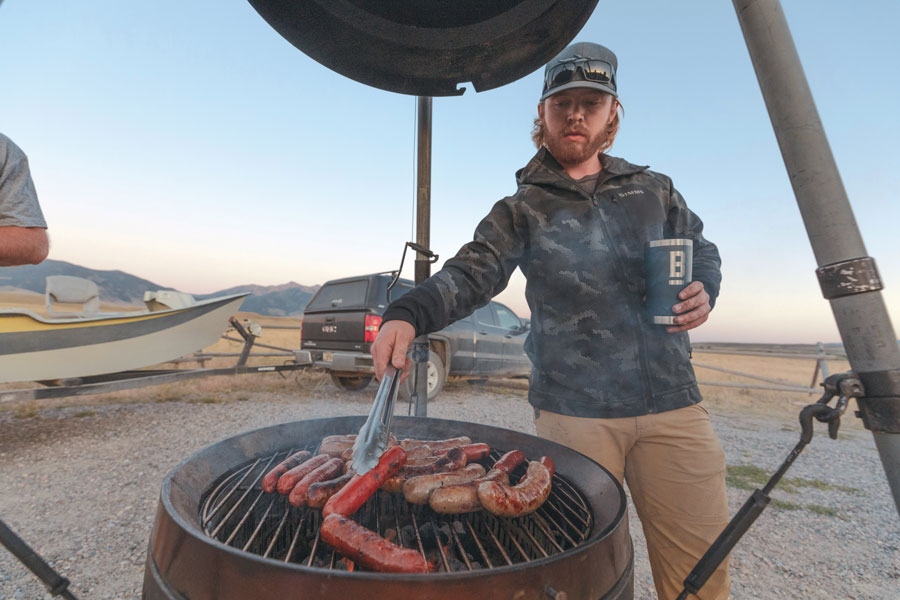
[350,365,401,475]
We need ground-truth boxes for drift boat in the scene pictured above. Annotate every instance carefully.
[0,292,249,384]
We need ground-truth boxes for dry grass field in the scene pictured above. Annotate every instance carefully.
[0,289,857,426]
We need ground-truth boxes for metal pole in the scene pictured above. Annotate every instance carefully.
[413,96,433,416]
[0,518,79,599]
[733,0,900,517]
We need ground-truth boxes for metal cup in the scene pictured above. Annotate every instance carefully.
[645,239,693,325]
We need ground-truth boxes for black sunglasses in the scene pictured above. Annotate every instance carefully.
[544,59,615,91]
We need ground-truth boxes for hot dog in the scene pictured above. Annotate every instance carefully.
[261,450,312,493]
[288,457,344,507]
[320,514,433,573]
[323,445,407,518]
[402,463,486,505]
[399,436,471,451]
[428,468,509,514]
[276,454,331,495]
[380,447,467,493]
[432,443,490,463]
[306,472,355,509]
[477,457,552,517]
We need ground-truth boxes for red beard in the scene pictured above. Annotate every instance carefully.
[543,125,606,167]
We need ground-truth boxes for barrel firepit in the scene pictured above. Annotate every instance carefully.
[143,416,632,599]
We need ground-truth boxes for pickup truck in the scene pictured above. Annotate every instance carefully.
[300,272,532,400]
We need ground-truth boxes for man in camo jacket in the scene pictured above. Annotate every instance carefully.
[373,41,730,599]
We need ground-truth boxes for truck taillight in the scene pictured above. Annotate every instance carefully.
[364,314,382,343]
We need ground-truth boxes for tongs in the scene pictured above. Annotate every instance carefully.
[350,365,401,475]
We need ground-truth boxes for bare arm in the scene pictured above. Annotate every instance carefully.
[0,226,49,266]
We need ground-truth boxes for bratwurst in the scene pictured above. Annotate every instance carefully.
[477,457,554,517]
[427,468,509,514]
[401,463,486,505]
[380,447,467,493]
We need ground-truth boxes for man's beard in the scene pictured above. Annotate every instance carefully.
[543,123,606,167]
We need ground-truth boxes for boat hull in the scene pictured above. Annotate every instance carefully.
[0,294,247,384]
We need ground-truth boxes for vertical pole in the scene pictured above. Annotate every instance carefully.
[413,96,433,416]
[733,0,900,517]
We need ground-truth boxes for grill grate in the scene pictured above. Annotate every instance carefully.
[200,443,593,573]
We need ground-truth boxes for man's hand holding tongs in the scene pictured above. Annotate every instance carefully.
[371,320,415,382]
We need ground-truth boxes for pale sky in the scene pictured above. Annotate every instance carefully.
[1,1,897,344]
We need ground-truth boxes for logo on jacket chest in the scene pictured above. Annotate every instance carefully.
[616,189,645,199]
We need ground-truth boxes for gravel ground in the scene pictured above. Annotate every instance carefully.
[0,379,897,599]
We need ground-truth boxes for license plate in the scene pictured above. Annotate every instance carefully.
[323,352,333,363]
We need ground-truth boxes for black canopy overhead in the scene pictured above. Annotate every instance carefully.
[247,0,600,96]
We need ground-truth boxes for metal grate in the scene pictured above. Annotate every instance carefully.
[200,444,593,573]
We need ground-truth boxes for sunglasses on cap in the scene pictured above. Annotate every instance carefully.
[544,58,615,91]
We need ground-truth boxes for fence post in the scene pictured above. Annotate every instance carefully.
[809,341,831,393]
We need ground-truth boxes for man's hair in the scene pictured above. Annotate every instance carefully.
[531,98,623,153]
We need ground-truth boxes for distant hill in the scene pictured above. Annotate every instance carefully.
[0,259,319,316]
[196,284,317,317]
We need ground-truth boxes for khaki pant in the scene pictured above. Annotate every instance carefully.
[534,404,730,600]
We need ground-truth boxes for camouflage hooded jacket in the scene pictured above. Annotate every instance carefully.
[383,148,722,418]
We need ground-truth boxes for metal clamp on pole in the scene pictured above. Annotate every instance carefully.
[676,373,864,600]
[816,257,883,300]
[855,369,900,434]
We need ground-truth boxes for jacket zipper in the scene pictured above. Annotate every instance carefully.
[588,190,656,413]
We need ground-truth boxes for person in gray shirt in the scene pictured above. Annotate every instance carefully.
[0,132,49,266]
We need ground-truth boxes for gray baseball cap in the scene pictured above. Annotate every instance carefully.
[540,42,618,101]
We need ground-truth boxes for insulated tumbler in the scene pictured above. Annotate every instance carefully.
[644,239,693,325]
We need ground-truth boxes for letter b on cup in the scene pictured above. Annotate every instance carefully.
[645,239,693,325]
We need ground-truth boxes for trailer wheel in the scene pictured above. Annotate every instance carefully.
[398,352,445,401]
[330,373,374,391]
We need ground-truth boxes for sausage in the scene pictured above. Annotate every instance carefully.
[276,454,331,495]
[321,434,356,444]
[491,449,526,474]
[402,463,486,505]
[380,447,468,493]
[288,458,344,507]
[404,445,434,461]
[323,445,407,518]
[399,436,471,451]
[306,472,355,509]
[477,458,552,517]
[428,468,509,514]
[261,450,312,493]
[539,455,556,479]
[320,514,433,574]
[338,435,404,462]
[318,439,354,458]
[322,434,397,445]
[433,443,490,463]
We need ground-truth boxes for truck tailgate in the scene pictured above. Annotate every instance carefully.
[301,310,368,352]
